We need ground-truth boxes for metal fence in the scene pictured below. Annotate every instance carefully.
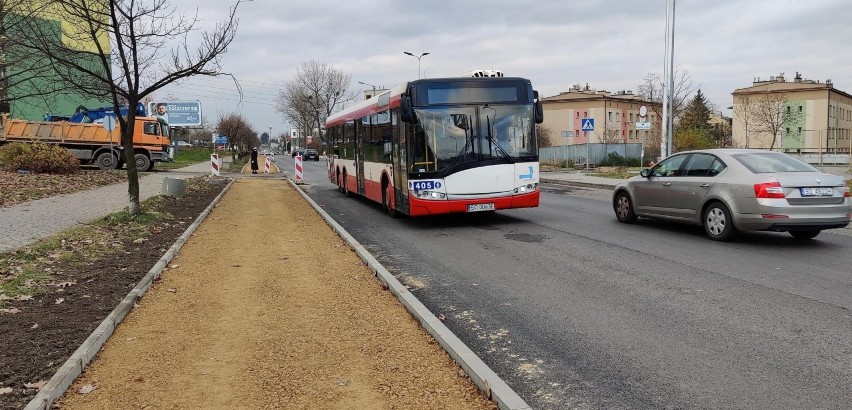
[540,143,643,165]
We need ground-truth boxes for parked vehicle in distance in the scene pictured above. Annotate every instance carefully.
[176,141,191,147]
[303,149,320,161]
[612,149,852,241]
[292,149,304,158]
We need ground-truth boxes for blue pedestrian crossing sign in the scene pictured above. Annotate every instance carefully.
[581,118,595,131]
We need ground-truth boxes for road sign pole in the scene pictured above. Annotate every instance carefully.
[585,131,589,173]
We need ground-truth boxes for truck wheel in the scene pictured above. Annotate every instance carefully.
[96,152,118,170]
[134,154,152,172]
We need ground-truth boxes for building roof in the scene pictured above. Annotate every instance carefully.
[732,72,852,100]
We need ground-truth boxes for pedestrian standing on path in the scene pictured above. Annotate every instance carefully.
[250,148,259,174]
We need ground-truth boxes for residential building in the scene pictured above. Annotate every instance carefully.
[1,3,111,120]
[731,72,852,154]
[540,84,661,147]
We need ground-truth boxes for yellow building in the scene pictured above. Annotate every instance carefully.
[540,84,661,147]
[731,72,852,154]
[2,1,111,119]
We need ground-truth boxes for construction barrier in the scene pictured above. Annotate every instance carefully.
[295,155,303,183]
[264,157,271,174]
[211,153,220,176]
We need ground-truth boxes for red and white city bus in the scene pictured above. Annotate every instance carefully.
[326,76,544,217]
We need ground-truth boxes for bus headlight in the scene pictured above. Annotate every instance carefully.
[414,190,446,200]
[514,183,538,194]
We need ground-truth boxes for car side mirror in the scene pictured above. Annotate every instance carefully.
[640,169,651,178]
[533,90,544,124]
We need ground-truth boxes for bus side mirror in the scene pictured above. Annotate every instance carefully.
[400,95,412,122]
[533,90,544,124]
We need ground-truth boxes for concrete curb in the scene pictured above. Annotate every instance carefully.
[289,180,531,410]
[24,178,236,410]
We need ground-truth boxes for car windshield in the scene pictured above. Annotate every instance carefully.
[732,153,818,173]
[409,104,536,173]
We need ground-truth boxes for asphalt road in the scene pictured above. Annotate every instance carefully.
[276,156,852,410]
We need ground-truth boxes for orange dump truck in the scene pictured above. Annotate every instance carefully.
[0,114,172,171]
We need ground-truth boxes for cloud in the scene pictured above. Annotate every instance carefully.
[156,0,852,135]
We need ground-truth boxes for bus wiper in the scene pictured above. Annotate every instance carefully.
[486,115,514,164]
[447,115,475,172]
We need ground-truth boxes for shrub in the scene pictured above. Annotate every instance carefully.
[541,159,574,169]
[598,152,641,167]
[0,142,79,173]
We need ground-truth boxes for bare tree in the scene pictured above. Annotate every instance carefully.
[8,0,243,215]
[536,124,553,148]
[0,2,87,114]
[215,113,257,159]
[733,95,753,148]
[600,124,623,144]
[749,93,801,151]
[636,66,697,122]
[276,61,357,146]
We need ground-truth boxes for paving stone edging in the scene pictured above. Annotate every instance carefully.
[290,180,531,410]
[24,179,235,410]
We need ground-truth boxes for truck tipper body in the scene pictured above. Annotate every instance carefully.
[0,114,171,171]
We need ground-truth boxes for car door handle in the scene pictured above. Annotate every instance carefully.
[662,182,671,187]
[700,183,711,188]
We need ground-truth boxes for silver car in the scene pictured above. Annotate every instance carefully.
[612,149,851,241]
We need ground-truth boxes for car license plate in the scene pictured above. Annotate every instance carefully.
[467,203,495,212]
[800,187,833,196]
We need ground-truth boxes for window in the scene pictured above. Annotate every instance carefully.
[798,105,802,113]
[786,127,790,135]
[684,153,723,177]
[629,130,633,139]
[608,112,612,121]
[652,154,688,177]
[787,106,791,114]
[576,112,580,119]
[630,113,634,122]
[798,127,802,135]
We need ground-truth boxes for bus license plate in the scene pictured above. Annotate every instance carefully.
[800,187,833,196]
[467,203,495,212]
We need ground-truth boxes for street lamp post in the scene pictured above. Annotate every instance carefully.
[403,51,430,79]
[357,81,377,91]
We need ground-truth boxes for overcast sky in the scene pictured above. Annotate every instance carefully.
[155,0,852,139]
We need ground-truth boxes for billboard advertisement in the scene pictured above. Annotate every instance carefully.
[147,100,202,127]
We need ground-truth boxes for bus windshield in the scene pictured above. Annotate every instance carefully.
[410,104,536,174]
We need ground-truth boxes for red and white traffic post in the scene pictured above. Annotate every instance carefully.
[264,156,271,174]
[295,154,303,183]
[211,153,220,176]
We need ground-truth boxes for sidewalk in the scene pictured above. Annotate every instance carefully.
[0,159,226,253]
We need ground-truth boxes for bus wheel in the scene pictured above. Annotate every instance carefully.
[343,171,353,197]
[134,153,152,172]
[383,183,398,218]
[96,152,118,170]
[337,172,345,194]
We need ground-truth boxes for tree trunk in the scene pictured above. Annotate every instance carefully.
[121,114,142,216]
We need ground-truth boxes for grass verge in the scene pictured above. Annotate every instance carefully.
[157,147,214,170]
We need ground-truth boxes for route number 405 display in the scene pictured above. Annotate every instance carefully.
[410,180,441,191]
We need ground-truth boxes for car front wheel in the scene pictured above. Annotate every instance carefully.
[614,191,637,223]
[703,201,736,241]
